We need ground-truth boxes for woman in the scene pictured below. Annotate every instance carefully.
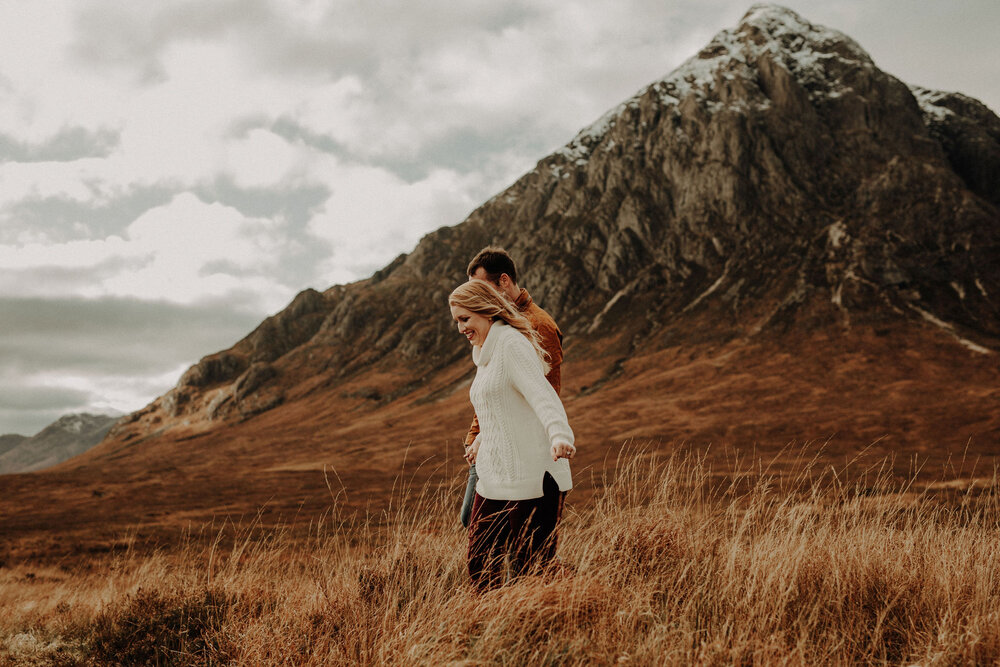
[449,279,576,590]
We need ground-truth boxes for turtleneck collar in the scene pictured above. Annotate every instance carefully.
[472,320,507,367]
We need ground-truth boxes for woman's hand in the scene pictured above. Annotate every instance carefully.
[464,440,481,464]
[551,442,575,462]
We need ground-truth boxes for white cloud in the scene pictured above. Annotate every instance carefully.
[285,75,368,145]
[97,192,291,307]
[1,192,296,310]
[26,364,188,416]
[308,164,481,284]
[223,128,305,189]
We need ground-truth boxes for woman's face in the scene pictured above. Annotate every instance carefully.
[450,305,493,347]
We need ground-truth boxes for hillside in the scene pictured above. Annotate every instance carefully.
[1,3,997,560]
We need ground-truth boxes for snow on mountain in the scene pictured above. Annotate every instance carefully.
[559,3,874,163]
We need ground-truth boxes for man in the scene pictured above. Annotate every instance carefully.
[460,246,564,527]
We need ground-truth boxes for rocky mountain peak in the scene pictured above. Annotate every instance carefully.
[108,4,999,441]
[558,3,875,167]
[738,3,871,63]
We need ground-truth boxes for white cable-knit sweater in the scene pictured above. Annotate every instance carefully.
[470,322,574,501]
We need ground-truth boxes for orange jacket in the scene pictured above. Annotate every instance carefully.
[464,288,563,446]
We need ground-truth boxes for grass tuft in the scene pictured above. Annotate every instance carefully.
[87,585,232,666]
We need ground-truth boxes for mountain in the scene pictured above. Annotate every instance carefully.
[0,434,28,457]
[0,413,119,475]
[2,4,998,558]
[105,1,998,442]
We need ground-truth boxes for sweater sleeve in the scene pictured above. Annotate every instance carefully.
[504,333,575,449]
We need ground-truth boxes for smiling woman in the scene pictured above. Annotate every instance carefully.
[450,305,492,346]
[447,279,576,590]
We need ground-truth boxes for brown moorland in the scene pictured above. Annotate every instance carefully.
[2,452,998,665]
[2,5,1000,661]
[2,322,997,565]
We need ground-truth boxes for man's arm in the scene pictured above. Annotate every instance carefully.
[464,413,480,447]
[536,320,563,395]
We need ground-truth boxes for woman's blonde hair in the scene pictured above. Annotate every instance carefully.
[449,280,550,374]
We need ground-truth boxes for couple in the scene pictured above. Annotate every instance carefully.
[448,247,575,590]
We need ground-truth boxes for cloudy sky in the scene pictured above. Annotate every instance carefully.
[1,0,997,436]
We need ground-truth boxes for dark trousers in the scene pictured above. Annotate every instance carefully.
[467,472,565,590]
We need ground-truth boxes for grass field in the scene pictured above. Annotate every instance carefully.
[2,447,998,665]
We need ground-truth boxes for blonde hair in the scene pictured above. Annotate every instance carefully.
[449,280,550,374]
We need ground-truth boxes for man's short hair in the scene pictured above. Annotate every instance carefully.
[466,246,518,285]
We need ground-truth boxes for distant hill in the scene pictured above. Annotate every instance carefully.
[0,434,28,457]
[0,414,118,474]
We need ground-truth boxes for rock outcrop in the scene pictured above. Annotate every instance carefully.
[111,3,1000,441]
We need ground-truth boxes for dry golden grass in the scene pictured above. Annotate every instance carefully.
[2,448,998,666]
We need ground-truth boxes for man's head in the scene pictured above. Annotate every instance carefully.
[466,246,520,300]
